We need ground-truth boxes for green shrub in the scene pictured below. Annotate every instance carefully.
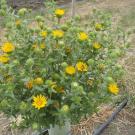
[0,5,128,130]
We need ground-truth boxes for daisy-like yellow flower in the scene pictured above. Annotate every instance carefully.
[55,9,65,18]
[76,62,88,72]
[25,80,33,89]
[78,32,88,41]
[34,77,44,85]
[15,20,21,26]
[52,30,64,39]
[108,83,119,95]
[95,23,102,31]
[32,94,47,110]
[40,43,46,49]
[65,66,76,75]
[0,54,10,63]
[93,42,101,49]
[40,31,47,38]
[1,42,15,53]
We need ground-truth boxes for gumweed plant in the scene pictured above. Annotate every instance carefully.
[0,2,129,132]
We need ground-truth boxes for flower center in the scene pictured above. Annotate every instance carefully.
[37,100,43,106]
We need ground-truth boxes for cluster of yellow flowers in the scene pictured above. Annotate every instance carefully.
[33,43,46,49]
[30,82,119,110]
[25,77,44,89]
[65,62,88,75]
[0,8,121,113]
[0,42,15,63]
[0,54,9,63]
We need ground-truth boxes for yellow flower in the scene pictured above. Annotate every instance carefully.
[34,77,44,85]
[40,43,46,49]
[1,42,15,53]
[65,66,76,75]
[55,9,65,18]
[78,32,88,41]
[95,23,102,31]
[76,62,88,72]
[93,42,101,49]
[32,94,47,110]
[52,30,64,38]
[15,20,21,26]
[25,80,33,89]
[0,54,10,63]
[50,82,57,89]
[40,31,47,38]
[33,43,46,49]
[49,81,64,93]
[108,83,119,95]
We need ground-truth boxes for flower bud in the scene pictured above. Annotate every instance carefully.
[35,15,44,22]
[32,122,39,130]
[6,22,13,29]
[61,62,68,68]
[61,105,69,113]
[61,24,68,31]
[78,86,84,94]
[116,64,122,69]
[12,60,20,66]
[34,48,43,54]
[25,58,34,66]
[87,59,94,65]
[19,101,27,112]
[18,8,27,16]
[34,77,44,85]
[74,15,81,21]
[104,77,114,83]
[46,80,53,85]
[59,40,64,45]
[0,99,9,108]
[0,9,6,16]
[88,92,94,97]
[41,68,47,74]
[71,82,79,89]
[52,73,60,80]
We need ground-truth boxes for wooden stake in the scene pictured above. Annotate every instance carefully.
[71,0,76,17]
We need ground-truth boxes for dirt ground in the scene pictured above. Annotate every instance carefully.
[0,0,135,135]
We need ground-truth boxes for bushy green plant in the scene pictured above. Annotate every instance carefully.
[0,0,8,16]
[0,5,128,131]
